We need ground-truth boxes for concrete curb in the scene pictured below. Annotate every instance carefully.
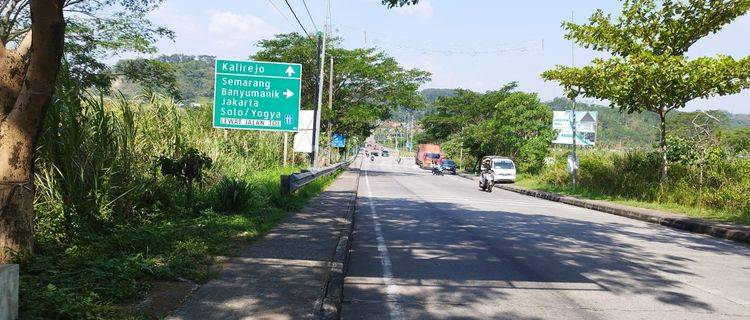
[313,158,362,320]
[455,173,750,246]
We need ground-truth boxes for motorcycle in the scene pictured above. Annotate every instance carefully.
[478,158,494,192]
[370,155,375,162]
[431,165,444,176]
[479,172,494,192]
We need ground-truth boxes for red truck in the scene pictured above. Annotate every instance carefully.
[415,144,442,169]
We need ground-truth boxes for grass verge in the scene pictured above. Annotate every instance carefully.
[515,174,749,226]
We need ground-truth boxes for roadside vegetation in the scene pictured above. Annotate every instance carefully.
[15,66,344,319]
[518,149,750,225]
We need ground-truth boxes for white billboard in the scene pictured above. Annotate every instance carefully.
[552,110,597,146]
[293,110,315,153]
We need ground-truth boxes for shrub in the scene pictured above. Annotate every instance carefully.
[214,177,254,213]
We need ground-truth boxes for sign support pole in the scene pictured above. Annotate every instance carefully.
[283,132,288,166]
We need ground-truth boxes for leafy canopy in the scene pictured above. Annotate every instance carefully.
[542,0,750,115]
[0,0,173,89]
[253,33,430,139]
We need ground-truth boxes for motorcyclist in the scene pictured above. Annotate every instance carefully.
[370,155,375,161]
[431,162,443,175]
[479,158,494,192]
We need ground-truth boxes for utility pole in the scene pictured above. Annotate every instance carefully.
[326,56,334,165]
[570,11,578,192]
[311,27,327,168]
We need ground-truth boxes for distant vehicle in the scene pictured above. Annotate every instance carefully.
[441,159,457,175]
[482,156,516,183]
[382,150,390,157]
[415,144,442,169]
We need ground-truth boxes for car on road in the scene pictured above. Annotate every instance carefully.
[482,156,516,183]
[441,159,457,174]
[382,150,390,157]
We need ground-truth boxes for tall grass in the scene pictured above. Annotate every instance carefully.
[534,150,750,224]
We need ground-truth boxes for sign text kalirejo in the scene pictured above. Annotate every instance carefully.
[213,59,302,132]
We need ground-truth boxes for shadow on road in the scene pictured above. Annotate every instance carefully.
[343,189,750,318]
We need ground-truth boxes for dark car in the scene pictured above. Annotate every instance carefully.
[441,159,457,174]
[382,150,390,157]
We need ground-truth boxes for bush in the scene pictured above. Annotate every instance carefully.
[214,177,254,213]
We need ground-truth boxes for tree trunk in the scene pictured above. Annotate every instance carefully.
[658,111,668,181]
[0,0,65,262]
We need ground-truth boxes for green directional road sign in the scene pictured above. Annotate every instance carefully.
[213,59,302,132]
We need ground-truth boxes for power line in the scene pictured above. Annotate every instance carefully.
[334,22,542,55]
[267,0,297,31]
[284,0,312,38]
[301,0,319,32]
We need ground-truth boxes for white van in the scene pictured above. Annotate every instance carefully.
[482,156,516,183]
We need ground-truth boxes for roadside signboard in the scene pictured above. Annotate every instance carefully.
[293,110,314,153]
[331,133,346,148]
[406,141,413,150]
[213,59,302,131]
[552,110,597,146]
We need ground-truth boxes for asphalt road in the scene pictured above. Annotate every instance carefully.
[341,156,750,320]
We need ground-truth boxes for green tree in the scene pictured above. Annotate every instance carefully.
[419,85,555,173]
[253,33,430,140]
[0,1,65,262]
[114,58,180,98]
[542,0,750,180]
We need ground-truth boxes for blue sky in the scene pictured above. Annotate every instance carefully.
[142,0,750,113]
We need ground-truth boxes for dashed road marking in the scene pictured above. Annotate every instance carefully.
[365,169,406,320]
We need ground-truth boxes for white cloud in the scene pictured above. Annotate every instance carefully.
[208,11,280,49]
[393,1,433,19]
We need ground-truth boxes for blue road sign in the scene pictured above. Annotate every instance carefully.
[406,141,413,150]
[332,133,346,148]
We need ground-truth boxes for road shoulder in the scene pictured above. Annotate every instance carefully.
[168,159,362,320]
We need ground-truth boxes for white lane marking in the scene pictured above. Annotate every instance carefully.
[365,170,406,320]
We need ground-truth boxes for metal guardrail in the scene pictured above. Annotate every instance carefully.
[280,160,353,195]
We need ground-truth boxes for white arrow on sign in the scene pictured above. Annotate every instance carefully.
[284,89,294,98]
[285,66,295,77]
